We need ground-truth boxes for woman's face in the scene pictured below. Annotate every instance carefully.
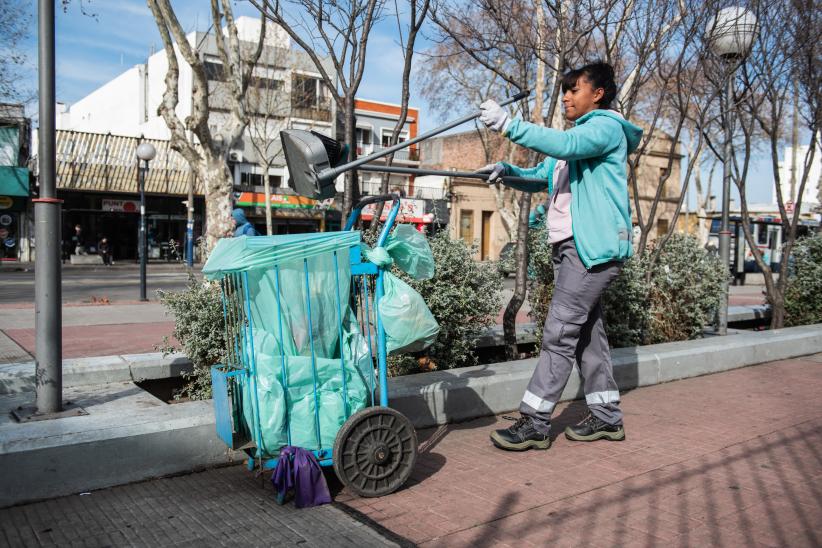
[562,76,605,121]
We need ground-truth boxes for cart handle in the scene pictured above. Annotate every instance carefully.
[344,193,402,236]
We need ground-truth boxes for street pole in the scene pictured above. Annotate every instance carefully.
[717,70,734,336]
[33,0,62,414]
[139,160,148,301]
[186,173,194,267]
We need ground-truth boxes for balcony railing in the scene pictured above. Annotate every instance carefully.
[290,96,332,122]
[355,144,419,162]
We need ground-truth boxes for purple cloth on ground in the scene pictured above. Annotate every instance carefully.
[271,446,332,508]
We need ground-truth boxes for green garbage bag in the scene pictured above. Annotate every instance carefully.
[380,272,439,355]
[203,232,372,457]
[384,225,435,280]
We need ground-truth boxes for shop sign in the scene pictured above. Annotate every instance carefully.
[234,191,335,210]
[361,198,433,224]
[0,196,12,210]
[102,199,140,213]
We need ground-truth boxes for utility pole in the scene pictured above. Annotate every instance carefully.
[33,0,62,414]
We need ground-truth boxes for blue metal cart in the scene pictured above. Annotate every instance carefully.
[209,194,418,498]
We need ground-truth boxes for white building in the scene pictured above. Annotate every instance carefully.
[54,17,342,240]
[57,17,335,194]
[774,143,822,209]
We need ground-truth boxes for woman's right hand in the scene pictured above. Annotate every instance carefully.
[475,163,508,184]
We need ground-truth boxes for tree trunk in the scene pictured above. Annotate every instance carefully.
[262,162,273,235]
[202,156,235,249]
[503,191,532,359]
[342,96,357,225]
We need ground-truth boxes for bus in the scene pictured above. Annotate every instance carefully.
[708,216,819,282]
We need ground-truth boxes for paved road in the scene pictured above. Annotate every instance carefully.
[0,465,404,547]
[0,264,195,305]
[339,355,822,546]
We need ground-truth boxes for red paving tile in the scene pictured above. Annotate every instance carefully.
[4,322,176,358]
[338,356,822,547]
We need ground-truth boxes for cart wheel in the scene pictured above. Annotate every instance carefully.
[333,407,418,498]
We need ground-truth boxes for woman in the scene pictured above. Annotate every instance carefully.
[478,62,643,451]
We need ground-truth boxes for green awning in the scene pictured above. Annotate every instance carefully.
[0,167,29,197]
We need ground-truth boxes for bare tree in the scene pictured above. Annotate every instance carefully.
[0,0,31,102]
[726,0,821,328]
[368,0,432,228]
[147,0,266,247]
[249,0,385,223]
[244,46,291,235]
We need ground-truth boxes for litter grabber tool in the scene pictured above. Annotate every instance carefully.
[280,90,548,199]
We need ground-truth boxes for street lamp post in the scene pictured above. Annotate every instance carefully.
[136,143,156,302]
[707,6,758,335]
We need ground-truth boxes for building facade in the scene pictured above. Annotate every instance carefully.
[0,104,32,262]
[54,17,338,249]
[774,144,821,212]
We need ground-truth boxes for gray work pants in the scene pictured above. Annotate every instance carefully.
[520,238,623,433]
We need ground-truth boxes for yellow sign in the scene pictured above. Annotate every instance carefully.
[0,197,12,210]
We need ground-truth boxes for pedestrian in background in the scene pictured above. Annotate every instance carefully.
[98,236,112,266]
[232,208,259,237]
[71,224,86,255]
[477,62,643,451]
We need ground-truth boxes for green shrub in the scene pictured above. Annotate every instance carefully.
[528,233,726,347]
[157,272,226,400]
[784,234,822,327]
[390,231,503,374]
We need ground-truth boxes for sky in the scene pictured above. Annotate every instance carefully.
[14,0,783,207]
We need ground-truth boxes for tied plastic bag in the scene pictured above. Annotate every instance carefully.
[380,272,439,355]
[384,225,435,280]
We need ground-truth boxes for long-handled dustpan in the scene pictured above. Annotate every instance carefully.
[280,91,547,199]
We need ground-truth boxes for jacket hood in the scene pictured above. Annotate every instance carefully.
[232,208,249,225]
[577,109,643,154]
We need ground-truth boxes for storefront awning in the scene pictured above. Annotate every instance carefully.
[0,167,29,197]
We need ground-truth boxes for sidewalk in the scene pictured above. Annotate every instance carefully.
[0,466,402,547]
[338,355,822,547]
[1,354,817,547]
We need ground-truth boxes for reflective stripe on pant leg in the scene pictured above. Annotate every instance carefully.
[585,390,621,405]
[522,389,556,413]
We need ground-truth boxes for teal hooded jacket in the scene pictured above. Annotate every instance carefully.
[499,109,643,268]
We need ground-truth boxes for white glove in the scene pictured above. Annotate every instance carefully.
[475,163,507,184]
[479,100,511,133]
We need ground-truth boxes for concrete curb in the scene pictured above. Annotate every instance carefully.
[0,352,192,395]
[387,324,822,428]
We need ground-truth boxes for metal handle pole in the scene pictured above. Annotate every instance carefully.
[356,164,547,186]
[320,90,530,180]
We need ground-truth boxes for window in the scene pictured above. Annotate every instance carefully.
[250,76,283,90]
[656,218,669,237]
[756,224,769,245]
[240,172,282,189]
[459,210,474,246]
[292,75,319,108]
[356,127,372,146]
[203,56,225,81]
[381,131,408,148]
